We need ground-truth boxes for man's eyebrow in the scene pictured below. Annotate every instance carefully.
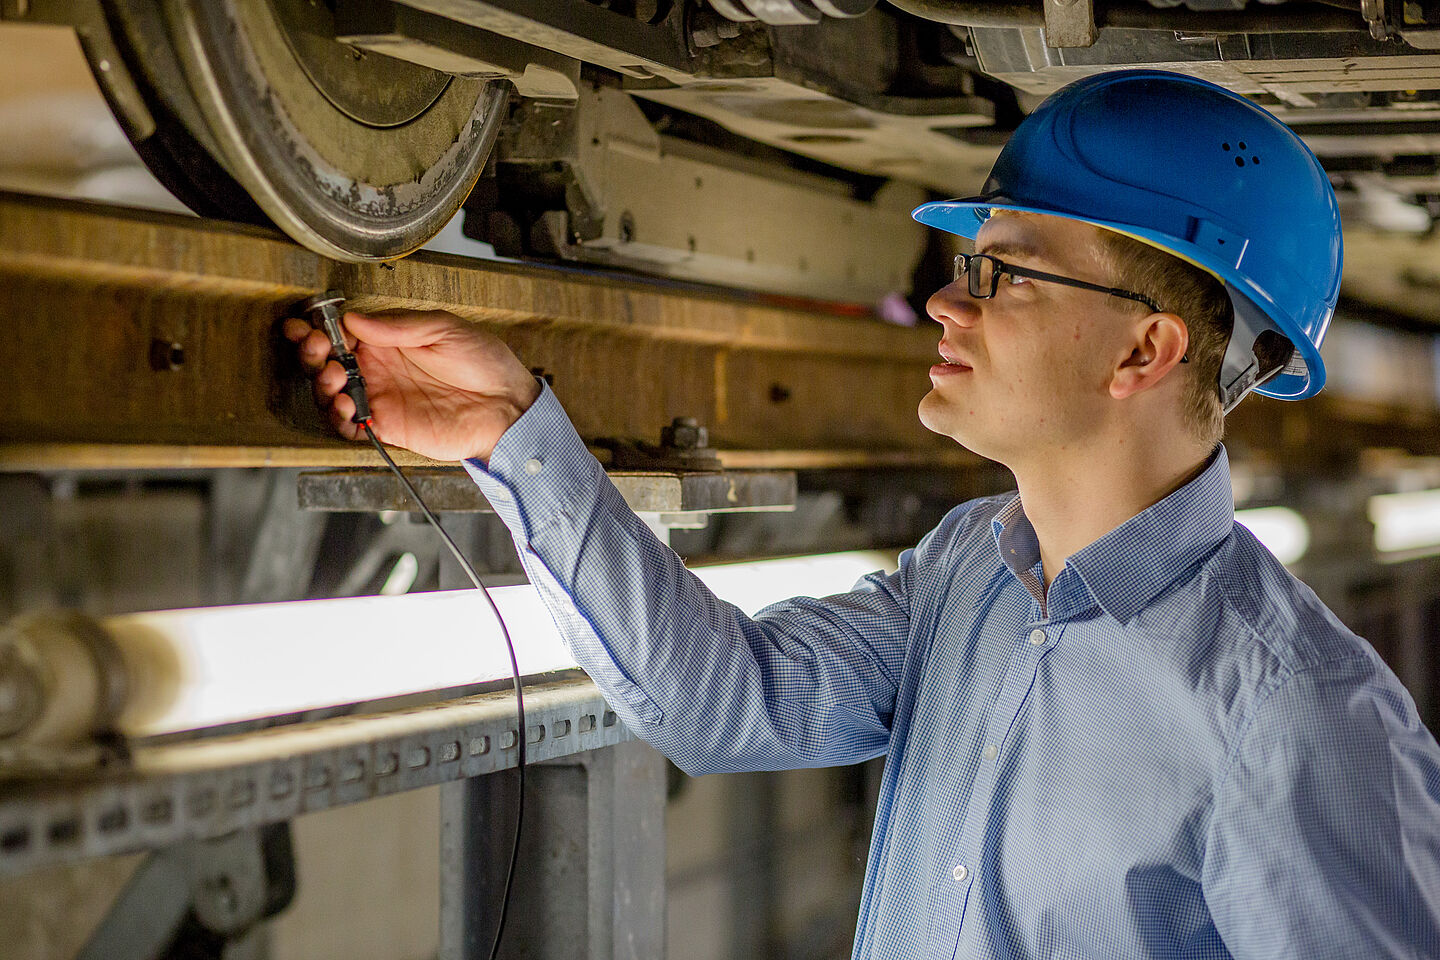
[973,240,1051,265]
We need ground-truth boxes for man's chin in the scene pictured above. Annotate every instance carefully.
[918,393,975,448]
[919,394,1009,465]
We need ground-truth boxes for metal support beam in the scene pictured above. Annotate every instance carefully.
[390,0,694,82]
[440,740,665,960]
[0,676,630,879]
[239,470,327,603]
[296,467,797,516]
[0,192,955,471]
[725,773,779,960]
[335,1,582,100]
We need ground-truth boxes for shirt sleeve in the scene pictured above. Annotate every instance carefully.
[1203,653,1440,958]
[463,382,937,776]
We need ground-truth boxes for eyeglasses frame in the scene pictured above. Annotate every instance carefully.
[951,252,1187,363]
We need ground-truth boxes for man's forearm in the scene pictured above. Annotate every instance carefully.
[463,383,905,774]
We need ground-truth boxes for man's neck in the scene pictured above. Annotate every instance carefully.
[1009,433,1214,589]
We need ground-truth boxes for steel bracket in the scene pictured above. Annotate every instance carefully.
[296,466,797,516]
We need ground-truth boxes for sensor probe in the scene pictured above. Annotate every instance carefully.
[302,291,525,960]
[301,292,373,426]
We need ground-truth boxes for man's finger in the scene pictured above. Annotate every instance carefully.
[328,402,361,442]
[312,376,335,412]
[331,390,357,425]
[343,310,455,349]
[298,329,335,372]
[315,359,346,399]
[282,317,312,343]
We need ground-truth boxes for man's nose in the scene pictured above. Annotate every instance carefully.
[926,285,979,330]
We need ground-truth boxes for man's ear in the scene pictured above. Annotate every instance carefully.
[1110,313,1190,401]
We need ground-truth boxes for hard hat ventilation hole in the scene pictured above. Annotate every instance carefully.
[1222,142,1231,151]
[1238,141,1247,150]
[1235,156,1246,167]
[1252,156,1260,164]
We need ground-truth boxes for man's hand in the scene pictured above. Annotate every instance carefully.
[283,309,542,463]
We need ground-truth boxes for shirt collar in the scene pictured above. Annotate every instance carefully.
[990,445,1235,624]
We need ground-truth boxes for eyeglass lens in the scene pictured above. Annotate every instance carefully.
[953,254,997,298]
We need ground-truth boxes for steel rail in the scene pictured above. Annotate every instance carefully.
[0,193,1436,474]
[0,191,960,471]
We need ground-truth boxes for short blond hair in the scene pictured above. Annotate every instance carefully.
[1096,230,1233,444]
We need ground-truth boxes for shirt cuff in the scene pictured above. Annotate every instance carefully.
[462,380,603,543]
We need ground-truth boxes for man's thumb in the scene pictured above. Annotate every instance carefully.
[343,310,451,348]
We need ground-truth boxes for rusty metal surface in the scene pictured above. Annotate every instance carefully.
[295,467,797,514]
[0,192,949,470]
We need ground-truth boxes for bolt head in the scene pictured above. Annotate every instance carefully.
[662,417,707,450]
[302,291,345,316]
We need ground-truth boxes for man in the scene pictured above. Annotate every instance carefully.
[288,71,1440,957]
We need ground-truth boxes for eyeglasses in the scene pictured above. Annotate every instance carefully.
[953,252,1163,313]
[952,252,1186,362]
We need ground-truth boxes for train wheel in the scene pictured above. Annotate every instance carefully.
[94,0,507,261]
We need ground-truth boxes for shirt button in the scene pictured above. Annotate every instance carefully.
[952,864,969,883]
[1028,628,1046,646]
[982,744,998,761]
[523,458,543,475]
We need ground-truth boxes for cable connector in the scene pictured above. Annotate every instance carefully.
[302,290,373,425]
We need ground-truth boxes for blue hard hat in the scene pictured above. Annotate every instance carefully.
[912,69,1343,410]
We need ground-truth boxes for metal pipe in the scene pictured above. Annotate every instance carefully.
[886,0,1364,33]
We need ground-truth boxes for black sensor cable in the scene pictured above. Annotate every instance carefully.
[303,292,524,960]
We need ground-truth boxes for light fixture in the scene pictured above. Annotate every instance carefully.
[0,550,900,743]
[1368,488,1440,557]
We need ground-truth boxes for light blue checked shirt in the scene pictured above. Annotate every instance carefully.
[466,383,1440,959]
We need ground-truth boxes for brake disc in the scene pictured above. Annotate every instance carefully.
[154,0,507,261]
